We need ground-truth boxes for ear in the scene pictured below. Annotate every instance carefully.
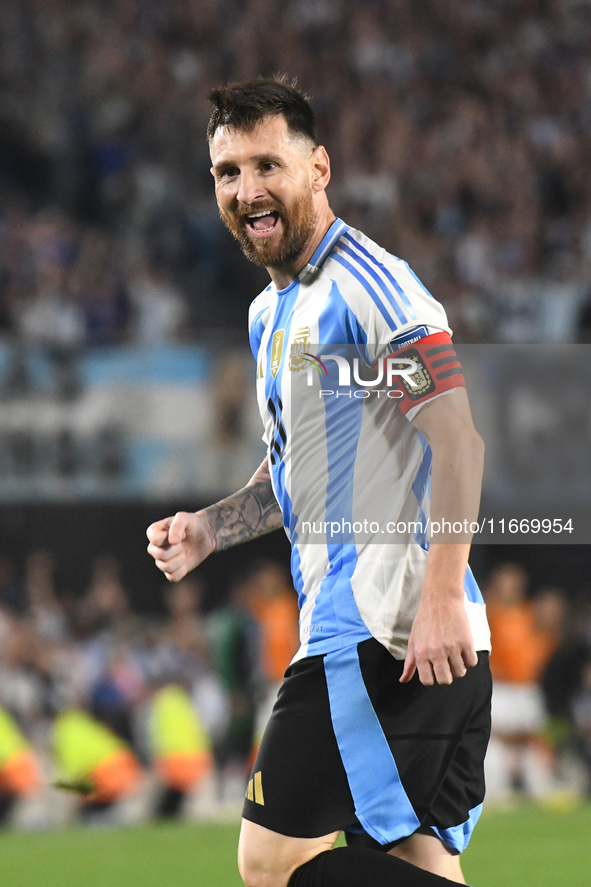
[310,145,331,193]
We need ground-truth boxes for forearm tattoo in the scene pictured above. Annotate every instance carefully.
[205,478,283,551]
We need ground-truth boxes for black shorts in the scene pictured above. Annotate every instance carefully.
[243,638,491,853]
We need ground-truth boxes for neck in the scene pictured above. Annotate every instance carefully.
[267,204,336,290]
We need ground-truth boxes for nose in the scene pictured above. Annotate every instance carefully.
[236,167,266,206]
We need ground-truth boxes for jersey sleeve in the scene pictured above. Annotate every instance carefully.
[327,230,452,364]
[325,231,464,419]
[365,259,452,365]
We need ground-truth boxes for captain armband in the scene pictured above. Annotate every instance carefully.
[381,332,465,417]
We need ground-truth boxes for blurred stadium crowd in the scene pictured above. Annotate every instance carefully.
[1,0,591,344]
[1,550,591,827]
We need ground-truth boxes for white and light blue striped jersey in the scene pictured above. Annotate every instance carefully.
[248,218,491,661]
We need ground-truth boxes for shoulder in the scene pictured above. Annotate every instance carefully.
[248,285,275,358]
[322,226,451,344]
[248,284,275,327]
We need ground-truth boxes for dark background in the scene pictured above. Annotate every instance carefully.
[0,503,588,609]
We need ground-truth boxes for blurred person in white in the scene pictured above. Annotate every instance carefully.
[128,260,187,344]
[24,549,69,644]
[11,212,84,350]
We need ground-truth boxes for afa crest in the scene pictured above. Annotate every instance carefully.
[288,326,312,372]
[393,347,435,400]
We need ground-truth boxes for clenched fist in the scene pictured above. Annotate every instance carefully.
[146,511,216,582]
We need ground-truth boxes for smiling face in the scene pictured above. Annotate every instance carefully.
[210,115,331,279]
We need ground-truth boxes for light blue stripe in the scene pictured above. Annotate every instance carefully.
[464,565,484,605]
[308,550,371,655]
[410,432,431,548]
[331,254,398,332]
[338,242,408,325]
[343,233,418,319]
[309,219,349,268]
[318,280,371,365]
[431,803,483,853]
[305,308,371,652]
[324,645,420,844]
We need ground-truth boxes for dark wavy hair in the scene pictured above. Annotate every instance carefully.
[207,75,317,144]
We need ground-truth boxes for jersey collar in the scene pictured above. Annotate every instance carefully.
[275,218,349,295]
[307,218,349,270]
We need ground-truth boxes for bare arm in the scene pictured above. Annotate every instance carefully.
[400,388,485,686]
[206,456,283,550]
[146,456,282,582]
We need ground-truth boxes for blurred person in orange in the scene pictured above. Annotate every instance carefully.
[485,563,565,797]
[242,560,299,769]
[244,560,299,688]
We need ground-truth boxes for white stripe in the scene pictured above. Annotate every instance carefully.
[465,600,491,652]
[292,543,332,661]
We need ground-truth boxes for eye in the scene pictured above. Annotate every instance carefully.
[220,167,239,179]
[261,161,277,172]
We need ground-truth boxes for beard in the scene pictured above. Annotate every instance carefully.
[219,188,317,269]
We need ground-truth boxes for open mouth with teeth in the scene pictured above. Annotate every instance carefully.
[245,210,280,235]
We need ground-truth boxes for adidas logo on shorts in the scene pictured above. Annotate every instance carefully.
[246,771,264,805]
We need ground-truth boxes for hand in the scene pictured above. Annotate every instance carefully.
[146,511,215,582]
[400,595,478,686]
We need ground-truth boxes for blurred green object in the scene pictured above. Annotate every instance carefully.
[51,777,95,796]
[0,806,590,887]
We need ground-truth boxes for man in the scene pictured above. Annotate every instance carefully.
[147,78,491,887]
